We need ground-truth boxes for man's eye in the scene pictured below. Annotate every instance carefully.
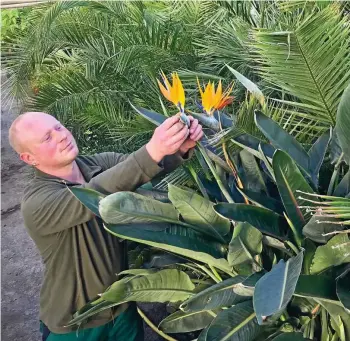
[45,135,51,141]
[56,126,62,130]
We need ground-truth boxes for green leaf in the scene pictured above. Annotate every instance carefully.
[67,298,117,326]
[69,187,106,217]
[180,275,251,313]
[336,83,350,163]
[231,133,275,159]
[253,252,304,324]
[129,103,166,127]
[105,223,231,273]
[102,269,195,303]
[99,191,181,225]
[272,332,308,341]
[255,111,310,173]
[252,7,350,140]
[333,171,350,197]
[303,239,317,275]
[239,150,268,193]
[159,310,216,333]
[200,301,261,341]
[310,234,350,275]
[317,300,350,341]
[295,275,338,303]
[226,65,265,105]
[118,269,157,277]
[308,129,332,186]
[337,270,350,310]
[303,216,342,244]
[273,150,316,237]
[168,184,230,242]
[238,188,285,215]
[214,203,287,240]
[228,222,263,267]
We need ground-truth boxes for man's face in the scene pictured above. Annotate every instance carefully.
[20,113,79,168]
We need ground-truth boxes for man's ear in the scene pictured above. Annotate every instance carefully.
[20,152,36,166]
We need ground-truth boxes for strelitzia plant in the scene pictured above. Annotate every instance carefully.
[157,71,236,203]
[157,71,190,126]
[197,78,234,116]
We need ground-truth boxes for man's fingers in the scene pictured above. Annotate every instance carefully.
[166,122,185,137]
[161,115,180,130]
[190,125,202,139]
[189,119,199,134]
[168,125,189,146]
[191,129,204,142]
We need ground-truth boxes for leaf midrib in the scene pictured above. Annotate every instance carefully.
[219,312,256,341]
[294,33,335,125]
[173,192,226,242]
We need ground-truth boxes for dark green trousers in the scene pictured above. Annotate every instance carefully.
[41,304,144,341]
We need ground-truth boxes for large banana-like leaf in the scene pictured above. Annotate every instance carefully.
[317,300,350,341]
[239,149,267,193]
[99,191,183,225]
[238,188,284,214]
[231,133,275,160]
[168,184,230,242]
[308,129,332,186]
[252,5,350,141]
[310,234,350,275]
[198,301,261,341]
[272,333,308,341]
[159,310,216,333]
[70,187,106,217]
[273,150,316,237]
[180,275,251,313]
[105,223,231,273]
[102,269,195,303]
[336,271,350,311]
[336,83,350,163]
[253,252,304,324]
[303,215,341,244]
[214,203,288,240]
[228,222,263,267]
[295,275,338,304]
[255,111,310,174]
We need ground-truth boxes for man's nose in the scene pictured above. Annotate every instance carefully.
[54,129,68,142]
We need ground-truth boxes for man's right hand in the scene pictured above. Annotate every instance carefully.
[146,115,189,163]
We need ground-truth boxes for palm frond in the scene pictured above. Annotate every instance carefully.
[251,5,350,132]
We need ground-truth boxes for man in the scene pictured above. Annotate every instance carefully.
[9,111,203,341]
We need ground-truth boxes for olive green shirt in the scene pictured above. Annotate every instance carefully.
[21,146,188,334]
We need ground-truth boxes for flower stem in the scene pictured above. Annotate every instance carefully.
[137,307,178,341]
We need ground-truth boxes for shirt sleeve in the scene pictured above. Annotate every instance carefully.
[21,146,192,236]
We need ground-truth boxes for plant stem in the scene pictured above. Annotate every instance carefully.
[283,212,302,248]
[197,264,220,283]
[209,265,223,282]
[197,142,234,203]
[137,307,178,341]
[218,111,249,204]
[285,240,300,255]
[327,152,344,195]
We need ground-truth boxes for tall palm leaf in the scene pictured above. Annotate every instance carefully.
[251,4,350,140]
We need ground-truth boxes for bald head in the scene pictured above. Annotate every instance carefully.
[9,112,54,153]
[9,111,79,170]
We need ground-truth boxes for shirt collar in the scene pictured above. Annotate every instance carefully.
[34,156,102,183]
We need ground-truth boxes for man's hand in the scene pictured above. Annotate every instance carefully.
[179,116,204,155]
[146,115,189,163]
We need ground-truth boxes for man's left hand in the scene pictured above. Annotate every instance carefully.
[179,116,204,155]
